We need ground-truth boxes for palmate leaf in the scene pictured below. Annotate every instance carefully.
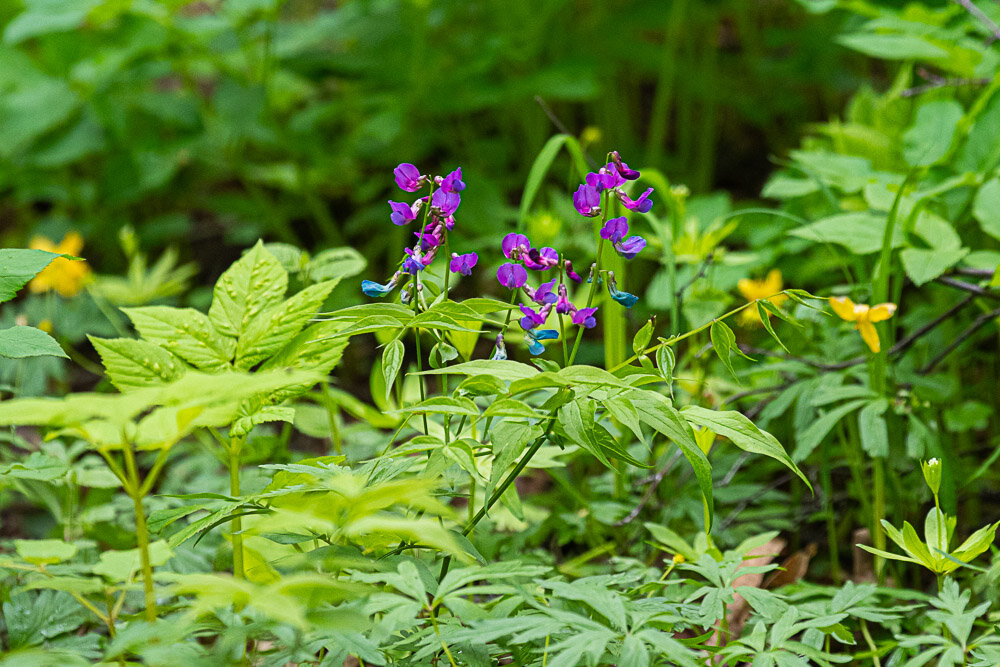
[122,306,235,371]
[234,279,338,369]
[88,336,185,390]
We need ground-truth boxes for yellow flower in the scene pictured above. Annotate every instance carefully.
[37,319,53,333]
[28,232,91,298]
[829,296,896,353]
[737,269,788,326]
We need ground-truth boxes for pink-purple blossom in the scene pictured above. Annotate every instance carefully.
[449,252,478,275]
[573,184,602,217]
[497,262,528,289]
[394,163,424,192]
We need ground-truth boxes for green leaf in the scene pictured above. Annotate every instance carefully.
[950,521,998,565]
[900,248,969,287]
[230,405,295,439]
[208,241,288,338]
[15,539,77,565]
[488,421,542,500]
[602,395,644,444]
[518,134,589,225]
[235,280,337,369]
[633,319,654,356]
[973,177,1000,242]
[3,1,98,44]
[710,320,744,380]
[792,398,870,461]
[381,339,405,402]
[681,406,810,490]
[655,341,675,388]
[835,32,948,60]
[0,249,58,302]
[757,302,790,352]
[89,336,185,390]
[0,452,68,481]
[858,400,889,458]
[92,541,172,581]
[123,306,235,371]
[789,212,901,254]
[903,100,963,167]
[416,359,537,382]
[305,247,366,282]
[0,325,67,359]
[630,391,714,528]
[393,396,480,417]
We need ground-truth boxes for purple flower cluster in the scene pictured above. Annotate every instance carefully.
[573,151,654,220]
[363,163,477,297]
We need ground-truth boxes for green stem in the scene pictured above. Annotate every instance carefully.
[229,437,245,580]
[567,240,606,367]
[122,442,157,621]
[821,439,841,582]
[439,414,557,580]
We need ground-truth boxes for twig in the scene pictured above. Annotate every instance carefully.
[676,252,715,315]
[534,96,598,168]
[920,305,1000,373]
[740,293,977,370]
[952,0,1000,41]
[955,266,997,278]
[935,275,1000,299]
[901,67,992,97]
[614,450,683,526]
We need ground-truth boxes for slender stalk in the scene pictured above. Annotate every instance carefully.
[122,442,157,621]
[439,414,557,580]
[228,437,245,580]
[567,240,606,367]
[821,439,841,582]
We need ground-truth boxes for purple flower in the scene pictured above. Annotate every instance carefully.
[491,333,507,360]
[524,246,558,270]
[431,188,461,215]
[403,248,434,274]
[586,166,625,191]
[617,236,647,260]
[572,307,598,329]
[439,168,466,193]
[389,200,418,226]
[619,187,653,213]
[554,283,573,315]
[526,278,558,305]
[394,163,423,192]
[519,303,551,330]
[564,260,583,283]
[497,262,528,289]
[573,184,601,217]
[525,328,558,355]
[502,233,531,259]
[449,252,478,275]
[600,216,646,259]
[610,151,641,180]
[600,217,629,244]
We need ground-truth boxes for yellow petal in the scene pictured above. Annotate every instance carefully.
[737,278,760,301]
[868,303,896,323]
[29,236,57,253]
[57,232,84,256]
[858,320,881,353]
[763,269,783,294]
[829,296,858,322]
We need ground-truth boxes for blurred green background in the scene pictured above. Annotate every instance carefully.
[0,0,871,277]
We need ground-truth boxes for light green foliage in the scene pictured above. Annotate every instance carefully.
[0,248,67,360]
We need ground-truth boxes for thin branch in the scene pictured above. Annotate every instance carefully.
[614,450,683,526]
[901,67,992,97]
[920,305,1000,373]
[935,275,1000,299]
[952,0,1000,41]
[534,96,598,168]
[955,266,997,278]
[676,251,715,315]
[739,294,977,370]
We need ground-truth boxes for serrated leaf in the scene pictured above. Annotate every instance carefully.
[235,280,338,369]
[231,405,295,439]
[0,325,67,359]
[123,306,235,371]
[209,241,287,338]
[89,336,185,390]
[0,249,58,302]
